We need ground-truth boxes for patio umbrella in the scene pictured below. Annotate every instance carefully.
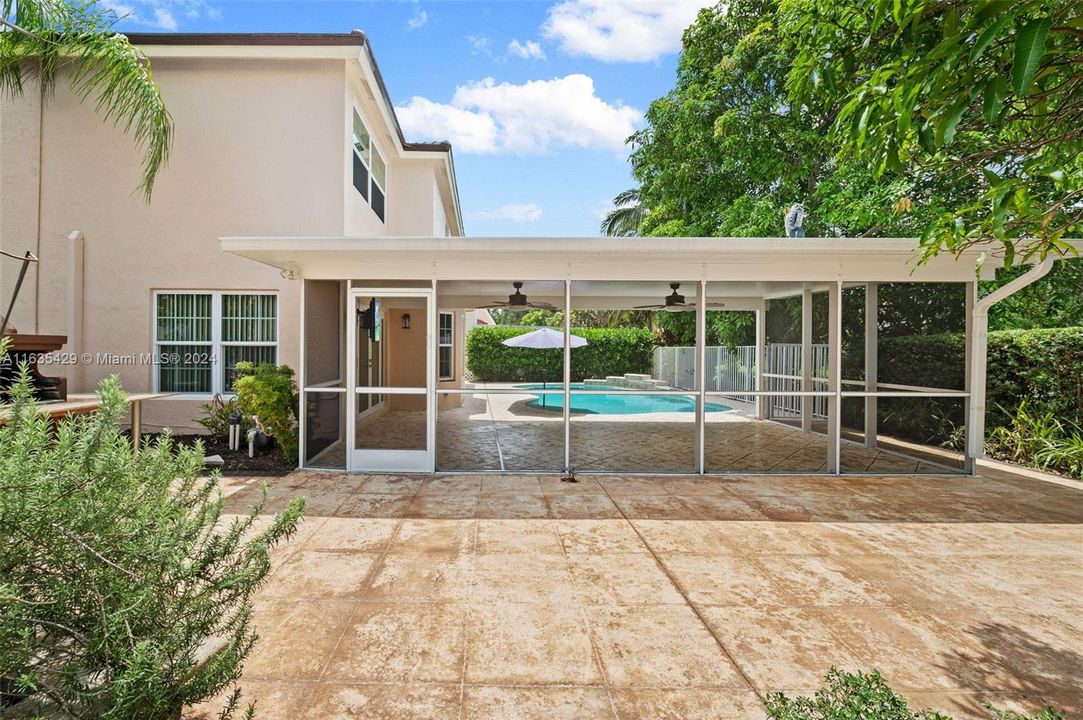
[503,328,588,407]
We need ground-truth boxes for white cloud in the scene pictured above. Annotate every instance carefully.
[506,39,546,61]
[394,96,499,153]
[104,0,217,29]
[396,74,641,155]
[471,203,544,222]
[542,0,713,62]
[590,199,615,220]
[406,8,429,30]
[466,34,493,57]
[153,7,177,30]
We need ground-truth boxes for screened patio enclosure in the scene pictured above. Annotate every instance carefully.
[221,236,1058,476]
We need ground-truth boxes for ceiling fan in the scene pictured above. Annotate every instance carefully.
[480,282,556,311]
[633,283,726,312]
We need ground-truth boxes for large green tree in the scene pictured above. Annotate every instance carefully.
[782,0,1082,266]
[627,0,962,239]
[1,0,173,198]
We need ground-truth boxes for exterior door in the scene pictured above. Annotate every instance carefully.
[347,288,434,472]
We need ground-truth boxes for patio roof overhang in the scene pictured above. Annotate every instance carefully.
[219,236,1009,292]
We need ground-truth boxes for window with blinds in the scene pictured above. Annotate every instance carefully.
[154,292,278,394]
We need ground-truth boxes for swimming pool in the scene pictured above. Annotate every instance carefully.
[516,383,732,415]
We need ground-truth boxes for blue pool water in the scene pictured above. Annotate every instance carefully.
[517,383,732,415]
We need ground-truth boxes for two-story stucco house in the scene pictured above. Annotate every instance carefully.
[1,31,464,436]
[3,31,1076,477]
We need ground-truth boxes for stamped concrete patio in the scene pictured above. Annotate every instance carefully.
[188,470,1082,720]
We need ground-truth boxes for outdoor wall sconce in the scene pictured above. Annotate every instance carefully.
[401,313,411,330]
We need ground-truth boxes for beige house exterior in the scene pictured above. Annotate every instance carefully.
[3,31,1077,476]
[1,32,463,433]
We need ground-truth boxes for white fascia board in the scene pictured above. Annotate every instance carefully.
[138,45,362,60]
[219,236,1006,283]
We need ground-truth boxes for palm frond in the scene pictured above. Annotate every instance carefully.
[0,0,173,200]
[600,187,646,236]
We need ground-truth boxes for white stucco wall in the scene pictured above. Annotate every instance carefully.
[1,51,459,434]
[2,58,340,431]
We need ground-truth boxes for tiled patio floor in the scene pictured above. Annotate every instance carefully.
[188,471,1083,720]
[318,392,955,473]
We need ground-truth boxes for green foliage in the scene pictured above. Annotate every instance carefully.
[839,327,1083,468]
[466,326,655,383]
[599,188,646,237]
[196,393,241,442]
[0,356,304,719]
[766,668,1062,720]
[232,362,299,463]
[628,0,952,239]
[988,401,1083,479]
[783,0,1083,265]
[0,0,173,199]
[985,262,1083,331]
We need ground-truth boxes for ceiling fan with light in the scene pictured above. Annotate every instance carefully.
[633,283,726,312]
[479,282,556,311]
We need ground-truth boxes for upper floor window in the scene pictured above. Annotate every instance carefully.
[352,109,386,223]
[154,291,278,394]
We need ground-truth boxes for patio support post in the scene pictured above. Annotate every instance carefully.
[696,280,707,474]
[563,279,571,474]
[827,280,842,474]
[428,278,437,472]
[967,257,1053,467]
[864,283,878,449]
[755,302,767,419]
[299,278,307,469]
[964,281,976,473]
[801,287,813,433]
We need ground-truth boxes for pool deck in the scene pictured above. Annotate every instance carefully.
[325,389,952,474]
[187,469,1083,720]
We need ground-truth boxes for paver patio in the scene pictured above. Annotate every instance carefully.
[188,470,1082,720]
[313,390,955,474]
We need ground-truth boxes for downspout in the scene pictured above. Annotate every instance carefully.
[966,256,1055,463]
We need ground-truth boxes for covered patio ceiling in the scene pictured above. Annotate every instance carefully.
[219,236,1004,289]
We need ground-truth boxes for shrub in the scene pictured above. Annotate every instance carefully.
[0,356,304,719]
[233,362,299,463]
[988,401,1083,479]
[840,327,1083,448]
[766,668,1062,720]
[466,326,656,382]
[196,393,241,441]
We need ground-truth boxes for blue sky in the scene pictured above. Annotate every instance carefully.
[108,1,715,236]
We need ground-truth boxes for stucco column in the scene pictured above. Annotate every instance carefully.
[66,230,85,394]
[864,283,878,449]
[826,280,842,474]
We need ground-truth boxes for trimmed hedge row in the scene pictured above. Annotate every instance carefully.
[878,327,1082,431]
[840,327,1082,444]
[466,326,655,383]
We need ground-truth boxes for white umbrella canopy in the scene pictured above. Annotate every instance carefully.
[502,328,588,407]
[502,327,588,349]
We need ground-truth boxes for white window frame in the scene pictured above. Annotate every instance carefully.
[352,108,388,224]
[438,311,454,381]
[153,291,279,396]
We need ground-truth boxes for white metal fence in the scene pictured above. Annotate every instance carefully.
[652,344,830,418]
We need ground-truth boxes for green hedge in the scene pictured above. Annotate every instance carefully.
[842,327,1083,443]
[466,326,655,382]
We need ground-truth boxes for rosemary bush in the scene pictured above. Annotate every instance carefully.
[0,356,304,719]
